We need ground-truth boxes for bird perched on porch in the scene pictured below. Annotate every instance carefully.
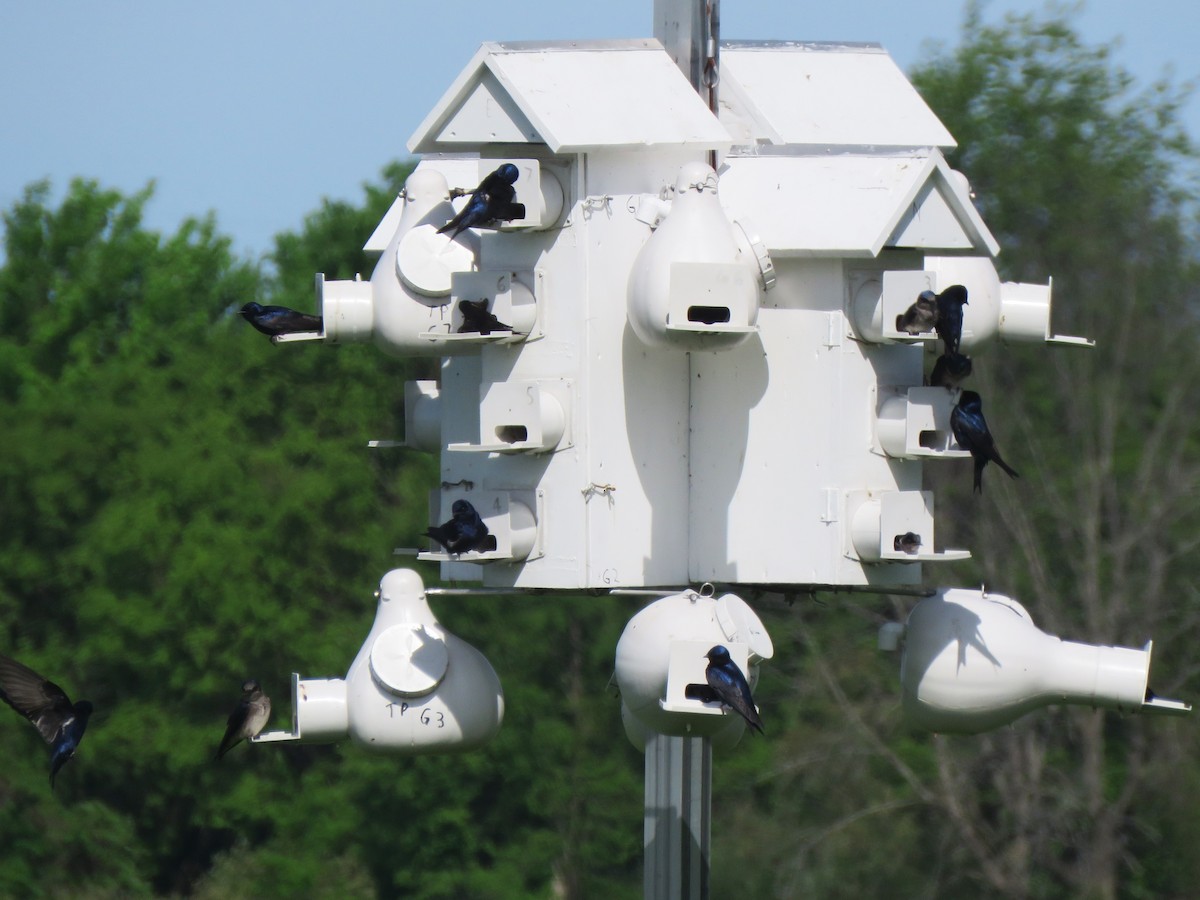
[704,645,763,734]
[0,654,93,786]
[457,299,513,335]
[239,302,323,339]
[895,290,938,335]
[933,284,970,355]
[438,163,524,240]
[424,499,492,555]
[216,679,272,760]
[950,390,1019,494]
[930,351,973,390]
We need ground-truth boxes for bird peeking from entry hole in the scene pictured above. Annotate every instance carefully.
[702,645,763,734]
[950,390,1019,494]
[896,291,938,335]
[438,163,524,240]
[424,499,493,555]
[240,302,323,339]
[894,532,922,554]
[457,299,513,335]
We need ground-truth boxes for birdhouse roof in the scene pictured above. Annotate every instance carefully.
[408,39,734,155]
[720,149,1000,257]
[718,42,956,150]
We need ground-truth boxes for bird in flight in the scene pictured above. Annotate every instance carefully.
[950,390,1019,494]
[240,302,323,338]
[0,654,93,786]
[216,679,272,760]
[424,499,492,555]
[438,163,524,241]
[704,645,763,734]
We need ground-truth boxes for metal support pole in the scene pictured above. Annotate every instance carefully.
[644,733,711,900]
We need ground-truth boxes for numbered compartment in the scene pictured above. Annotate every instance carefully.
[846,490,970,563]
[848,269,938,344]
[448,379,571,454]
[664,261,760,339]
[418,270,541,346]
[417,490,541,564]
[876,386,971,459]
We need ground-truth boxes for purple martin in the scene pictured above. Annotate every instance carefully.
[437,163,523,240]
[424,499,492,555]
[0,655,93,786]
[457,299,513,336]
[704,645,763,735]
[896,291,938,335]
[929,351,973,390]
[893,532,922,554]
[240,302,323,338]
[950,390,1019,494]
[933,285,969,355]
[216,679,271,760]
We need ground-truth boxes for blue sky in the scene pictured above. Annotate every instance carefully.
[3,1,1196,261]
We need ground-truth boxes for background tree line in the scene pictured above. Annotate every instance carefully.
[0,7,1197,898]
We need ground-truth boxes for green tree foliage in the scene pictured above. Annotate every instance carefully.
[710,7,1200,900]
[6,8,1199,898]
[0,170,642,897]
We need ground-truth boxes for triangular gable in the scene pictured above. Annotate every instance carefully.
[882,155,999,256]
[719,149,999,258]
[408,39,732,155]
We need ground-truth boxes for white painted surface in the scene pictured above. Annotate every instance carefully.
[720,43,955,149]
[900,588,1189,733]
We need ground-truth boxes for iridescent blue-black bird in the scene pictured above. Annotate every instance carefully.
[216,679,271,760]
[933,284,969,355]
[457,299,513,335]
[894,531,922,554]
[437,163,523,241]
[424,499,492,555]
[929,351,973,390]
[896,291,938,335]
[704,645,763,734]
[240,302,323,338]
[950,390,1019,494]
[0,655,93,786]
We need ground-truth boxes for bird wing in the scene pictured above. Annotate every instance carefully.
[0,655,75,744]
[216,701,250,760]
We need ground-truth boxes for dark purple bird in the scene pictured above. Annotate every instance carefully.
[240,302,323,338]
[457,299,513,335]
[0,655,93,786]
[933,285,969,355]
[950,390,1019,494]
[216,679,271,760]
[704,645,763,734]
[930,351,973,390]
[437,163,523,240]
[424,499,492,555]
[894,532,922,554]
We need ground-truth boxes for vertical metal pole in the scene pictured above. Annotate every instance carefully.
[644,733,712,900]
[653,0,721,169]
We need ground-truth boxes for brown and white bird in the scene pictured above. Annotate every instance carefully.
[215,679,271,760]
